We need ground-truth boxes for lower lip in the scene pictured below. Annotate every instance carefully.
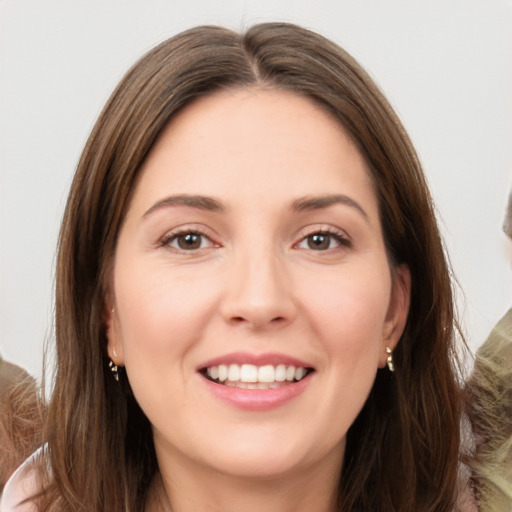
[201,375,312,411]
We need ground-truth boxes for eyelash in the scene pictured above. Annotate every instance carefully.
[159,228,218,252]
[295,228,352,251]
[158,227,351,253]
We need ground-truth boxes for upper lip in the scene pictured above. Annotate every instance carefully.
[197,352,314,371]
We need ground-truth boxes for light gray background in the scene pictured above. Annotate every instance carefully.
[1,0,511,381]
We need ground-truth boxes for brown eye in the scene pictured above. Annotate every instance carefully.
[178,233,201,249]
[297,231,348,251]
[167,232,208,250]
[307,233,331,250]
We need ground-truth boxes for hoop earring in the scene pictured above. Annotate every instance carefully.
[109,360,119,381]
[386,347,395,372]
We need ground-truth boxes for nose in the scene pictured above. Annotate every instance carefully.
[220,248,297,330]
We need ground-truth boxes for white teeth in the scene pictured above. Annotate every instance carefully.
[295,367,306,380]
[218,364,228,382]
[204,363,309,386]
[258,365,275,383]
[275,364,287,382]
[228,364,240,381]
[221,380,288,390]
[240,364,258,382]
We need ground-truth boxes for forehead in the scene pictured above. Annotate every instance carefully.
[131,87,378,218]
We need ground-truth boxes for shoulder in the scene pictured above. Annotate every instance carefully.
[0,448,44,512]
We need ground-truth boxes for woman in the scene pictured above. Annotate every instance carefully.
[1,23,470,511]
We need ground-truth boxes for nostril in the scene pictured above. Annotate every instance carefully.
[228,315,287,327]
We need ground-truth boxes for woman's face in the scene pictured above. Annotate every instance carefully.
[106,88,410,481]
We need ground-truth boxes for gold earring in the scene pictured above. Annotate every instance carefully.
[386,347,395,372]
[109,360,119,381]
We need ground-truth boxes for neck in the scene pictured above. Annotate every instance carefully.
[146,448,342,512]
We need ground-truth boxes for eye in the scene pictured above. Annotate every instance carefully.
[164,231,214,251]
[297,231,349,251]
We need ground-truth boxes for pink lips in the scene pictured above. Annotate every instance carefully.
[198,352,314,411]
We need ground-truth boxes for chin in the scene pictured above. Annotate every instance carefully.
[205,450,309,481]
[193,429,342,481]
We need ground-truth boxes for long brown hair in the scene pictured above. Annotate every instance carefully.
[42,23,464,511]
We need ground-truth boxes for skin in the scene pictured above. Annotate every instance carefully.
[106,88,410,512]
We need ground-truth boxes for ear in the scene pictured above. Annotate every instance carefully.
[104,295,125,366]
[379,264,411,367]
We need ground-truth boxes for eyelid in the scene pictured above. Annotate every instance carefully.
[158,224,221,251]
[293,225,352,250]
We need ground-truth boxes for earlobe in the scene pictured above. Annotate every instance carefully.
[380,264,411,365]
[104,303,124,365]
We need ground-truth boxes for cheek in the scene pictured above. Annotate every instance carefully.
[300,265,391,364]
[287,266,392,455]
[113,261,221,363]
[112,264,222,421]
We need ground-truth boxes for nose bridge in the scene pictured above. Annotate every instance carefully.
[222,238,295,328]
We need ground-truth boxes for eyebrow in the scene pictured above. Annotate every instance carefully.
[291,194,369,221]
[142,193,368,221]
[143,194,224,217]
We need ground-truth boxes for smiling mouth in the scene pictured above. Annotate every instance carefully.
[200,363,314,390]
